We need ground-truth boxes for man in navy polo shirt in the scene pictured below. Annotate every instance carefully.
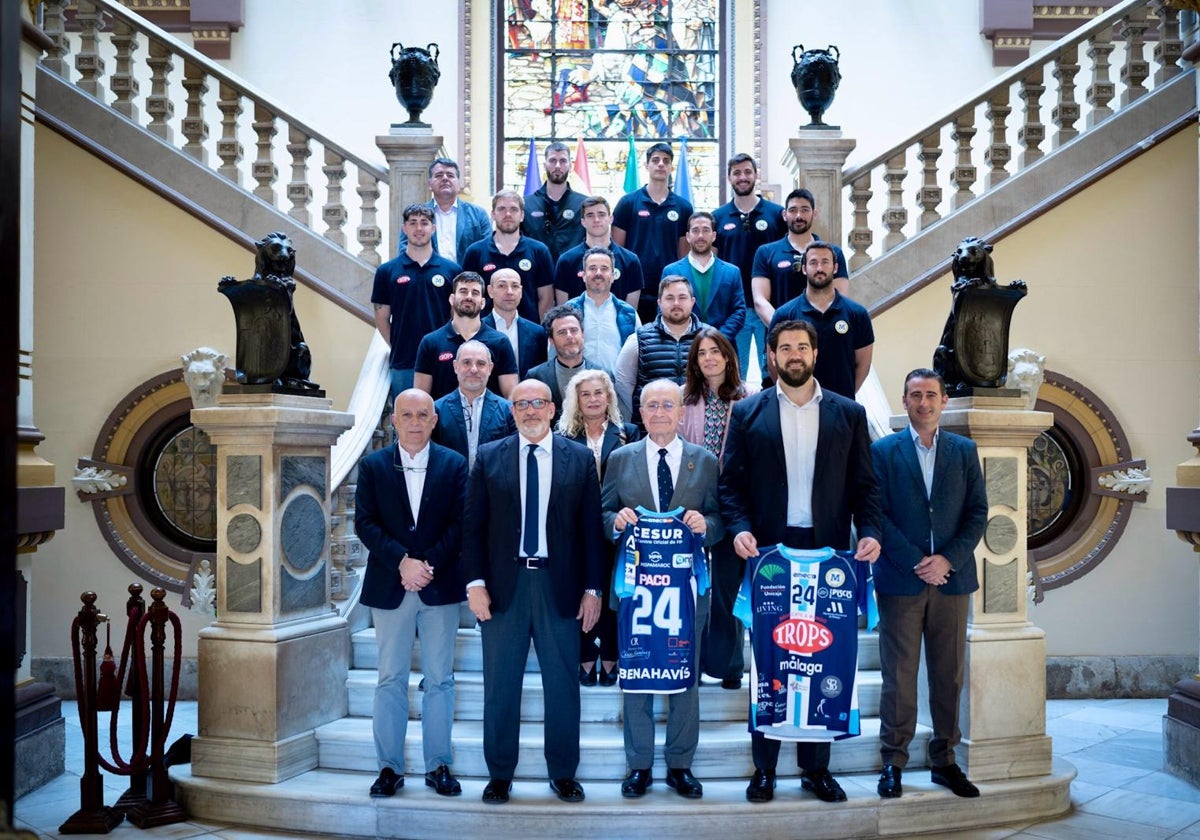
[415,272,519,401]
[522,141,588,264]
[612,142,692,325]
[711,154,787,377]
[554,196,643,308]
[462,190,555,323]
[768,242,873,400]
[373,204,460,398]
[750,188,849,329]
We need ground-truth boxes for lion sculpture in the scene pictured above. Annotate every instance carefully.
[181,347,227,408]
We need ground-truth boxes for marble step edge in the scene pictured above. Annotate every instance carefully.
[314,716,927,779]
[351,627,882,672]
[344,668,884,720]
[173,760,1076,840]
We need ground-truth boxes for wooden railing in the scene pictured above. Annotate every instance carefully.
[841,0,1184,271]
[39,0,389,267]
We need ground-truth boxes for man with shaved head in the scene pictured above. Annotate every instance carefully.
[356,389,469,799]
[463,379,606,805]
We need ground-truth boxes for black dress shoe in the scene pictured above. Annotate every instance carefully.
[745,768,776,803]
[424,764,462,796]
[550,777,585,802]
[800,769,847,802]
[620,768,652,798]
[481,778,512,804]
[666,768,703,798]
[877,764,902,798]
[599,665,619,686]
[720,677,743,690]
[931,764,980,798]
[579,665,598,686]
[369,767,403,798]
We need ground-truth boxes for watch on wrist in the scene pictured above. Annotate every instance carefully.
[584,588,602,598]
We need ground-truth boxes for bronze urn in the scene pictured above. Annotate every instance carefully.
[389,42,441,127]
[791,45,842,128]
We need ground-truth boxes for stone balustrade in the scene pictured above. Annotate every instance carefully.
[841,0,1183,271]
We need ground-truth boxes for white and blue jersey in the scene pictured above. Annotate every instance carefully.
[734,546,868,741]
[614,507,709,694]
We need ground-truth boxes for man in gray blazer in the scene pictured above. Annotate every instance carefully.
[601,379,723,800]
[871,368,989,800]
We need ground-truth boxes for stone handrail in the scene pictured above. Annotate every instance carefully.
[39,0,388,267]
[841,0,1183,271]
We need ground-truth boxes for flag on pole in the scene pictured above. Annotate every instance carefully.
[623,134,639,193]
[523,137,541,196]
[674,136,693,205]
[572,136,593,194]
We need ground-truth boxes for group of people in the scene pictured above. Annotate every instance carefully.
[359,141,990,806]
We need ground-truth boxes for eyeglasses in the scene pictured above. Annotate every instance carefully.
[641,401,677,413]
[393,448,426,473]
[513,398,550,410]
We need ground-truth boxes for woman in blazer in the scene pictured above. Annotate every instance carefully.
[679,326,758,688]
[557,369,639,686]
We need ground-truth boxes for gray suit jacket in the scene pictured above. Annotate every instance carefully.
[600,437,724,548]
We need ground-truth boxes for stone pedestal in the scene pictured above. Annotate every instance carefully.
[190,394,354,783]
[377,129,443,260]
[925,394,1055,780]
[781,131,856,250]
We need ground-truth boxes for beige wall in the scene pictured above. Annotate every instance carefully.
[31,126,373,657]
[874,129,1200,657]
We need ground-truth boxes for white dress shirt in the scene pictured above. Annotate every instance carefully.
[644,435,683,511]
[518,433,553,558]
[460,389,487,469]
[910,424,939,553]
[491,309,521,360]
[433,201,459,263]
[778,382,822,528]
[396,442,430,525]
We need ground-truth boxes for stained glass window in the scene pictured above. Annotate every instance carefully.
[151,425,218,544]
[500,0,722,211]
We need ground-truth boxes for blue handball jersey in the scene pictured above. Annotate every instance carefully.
[613,507,709,694]
[734,546,869,741]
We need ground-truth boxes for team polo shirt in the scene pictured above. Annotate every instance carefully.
[370,251,459,371]
[712,197,787,300]
[461,235,555,322]
[413,322,519,401]
[769,291,874,400]
[612,187,693,292]
[553,240,645,301]
[750,235,849,308]
[522,184,588,263]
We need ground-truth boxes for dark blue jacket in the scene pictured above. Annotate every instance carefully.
[483,312,547,378]
[432,389,517,460]
[660,255,747,342]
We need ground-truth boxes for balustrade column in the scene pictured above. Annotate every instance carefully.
[216,83,244,184]
[357,172,383,266]
[881,153,908,252]
[1086,27,1116,128]
[110,18,139,120]
[287,127,313,225]
[1119,6,1150,106]
[145,38,174,142]
[41,0,71,78]
[322,150,348,247]
[847,173,873,272]
[1151,0,1184,84]
[74,0,106,100]
[951,111,977,209]
[181,61,210,163]
[1052,45,1080,149]
[1018,66,1045,167]
[984,90,1011,188]
[251,105,278,204]
[917,132,942,231]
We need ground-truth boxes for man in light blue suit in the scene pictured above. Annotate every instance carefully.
[397,157,492,263]
[870,368,989,801]
[432,340,516,469]
[660,211,746,343]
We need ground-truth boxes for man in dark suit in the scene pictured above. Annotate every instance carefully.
[483,267,547,378]
[526,305,599,425]
[432,340,516,469]
[720,318,882,805]
[356,389,469,799]
[601,379,723,800]
[463,379,607,804]
[871,368,988,800]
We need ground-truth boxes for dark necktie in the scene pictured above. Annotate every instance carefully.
[524,443,539,556]
[657,447,673,511]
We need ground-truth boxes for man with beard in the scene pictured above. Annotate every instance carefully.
[527,304,600,425]
[462,190,556,322]
[432,340,516,470]
[415,272,519,401]
[750,188,849,327]
[660,211,746,343]
[614,276,706,425]
[554,195,644,308]
[767,241,874,399]
[522,141,588,263]
[711,154,786,376]
[463,379,606,804]
[565,247,640,378]
[719,318,882,805]
[397,158,491,263]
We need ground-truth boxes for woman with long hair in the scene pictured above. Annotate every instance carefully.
[680,327,759,689]
[557,369,640,686]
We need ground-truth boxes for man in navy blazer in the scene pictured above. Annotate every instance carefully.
[462,379,607,804]
[870,368,988,800]
[432,340,516,469]
[356,389,469,799]
[719,318,882,805]
[397,157,492,262]
[482,268,547,378]
[660,211,747,343]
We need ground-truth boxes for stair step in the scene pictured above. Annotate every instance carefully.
[315,716,925,781]
[345,668,884,720]
[351,626,882,672]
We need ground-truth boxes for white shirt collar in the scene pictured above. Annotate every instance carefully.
[397,442,431,468]
[776,380,824,410]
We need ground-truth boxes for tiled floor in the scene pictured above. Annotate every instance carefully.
[13,697,1195,839]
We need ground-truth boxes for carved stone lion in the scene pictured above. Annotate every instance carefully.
[1007,348,1046,410]
[181,347,227,408]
